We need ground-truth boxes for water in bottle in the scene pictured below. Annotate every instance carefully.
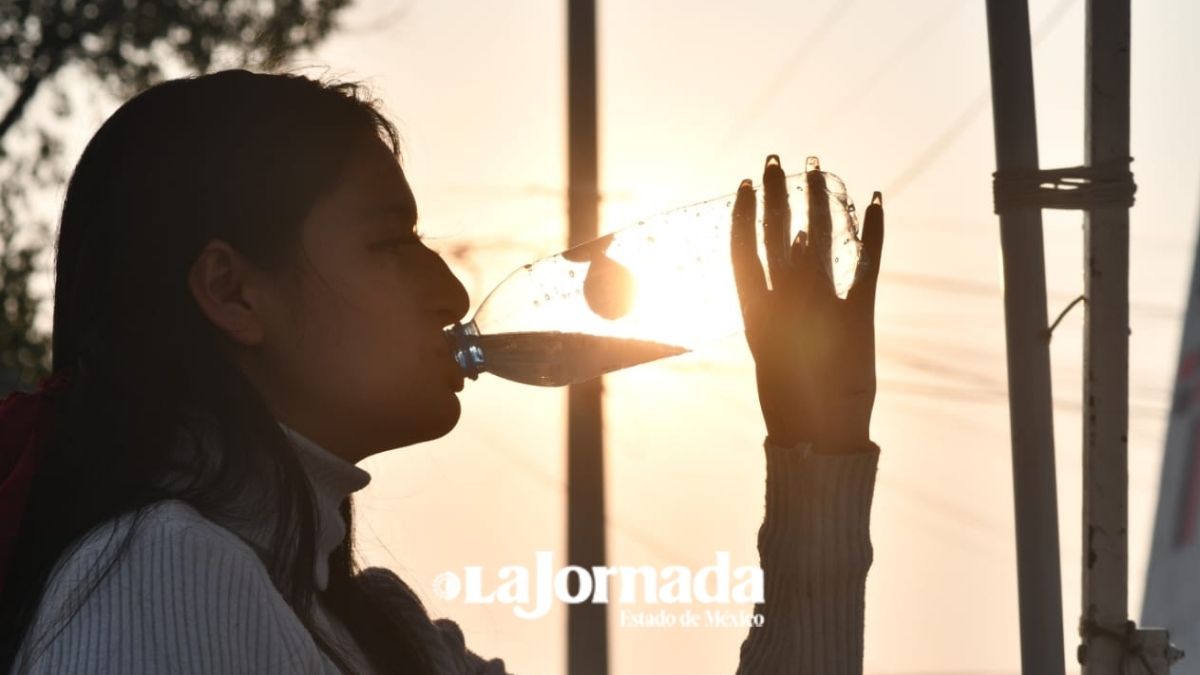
[446,161,865,387]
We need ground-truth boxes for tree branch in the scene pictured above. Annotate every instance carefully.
[0,70,46,143]
[0,0,99,145]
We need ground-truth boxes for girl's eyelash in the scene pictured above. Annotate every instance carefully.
[372,235,422,252]
[399,229,427,247]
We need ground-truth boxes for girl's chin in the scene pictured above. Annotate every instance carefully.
[414,396,462,442]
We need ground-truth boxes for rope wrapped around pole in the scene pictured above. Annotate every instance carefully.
[992,157,1136,214]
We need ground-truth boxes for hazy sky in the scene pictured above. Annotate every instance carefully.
[302,1,1200,673]
[31,0,1200,673]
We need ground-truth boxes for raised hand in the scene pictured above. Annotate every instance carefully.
[730,155,884,451]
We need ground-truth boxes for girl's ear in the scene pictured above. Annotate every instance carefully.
[187,239,273,347]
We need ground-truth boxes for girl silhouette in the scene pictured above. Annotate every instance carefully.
[0,70,883,674]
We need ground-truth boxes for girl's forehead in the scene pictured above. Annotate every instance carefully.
[347,136,410,196]
[319,137,416,224]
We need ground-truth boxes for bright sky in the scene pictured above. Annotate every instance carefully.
[30,0,1200,673]
[301,1,1200,673]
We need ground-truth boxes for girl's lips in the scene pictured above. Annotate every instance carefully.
[443,351,465,391]
[436,334,464,390]
[445,366,465,392]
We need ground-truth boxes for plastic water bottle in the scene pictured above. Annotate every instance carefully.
[446,160,865,387]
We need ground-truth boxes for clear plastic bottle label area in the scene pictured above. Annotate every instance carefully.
[447,169,866,387]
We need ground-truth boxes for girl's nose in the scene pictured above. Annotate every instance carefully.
[428,252,470,327]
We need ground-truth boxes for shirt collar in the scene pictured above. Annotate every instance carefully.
[164,414,372,592]
[276,421,371,590]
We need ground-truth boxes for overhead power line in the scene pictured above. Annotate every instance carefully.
[885,0,1079,198]
[704,0,860,164]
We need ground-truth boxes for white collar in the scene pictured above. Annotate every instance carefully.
[165,415,371,591]
[276,421,371,590]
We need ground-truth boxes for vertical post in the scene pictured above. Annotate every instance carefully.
[1080,0,1132,672]
[566,1,608,674]
[983,2,1068,674]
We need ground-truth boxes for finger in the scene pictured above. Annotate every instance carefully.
[786,229,815,295]
[789,229,808,267]
[805,157,837,298]
[730,179,768,320]
[762,154,792,292]
[848,191,884,309]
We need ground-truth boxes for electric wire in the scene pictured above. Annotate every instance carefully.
[884,0,1080,198]
[705,0,861,165]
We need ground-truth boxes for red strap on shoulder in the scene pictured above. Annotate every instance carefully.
[0,371,73,596]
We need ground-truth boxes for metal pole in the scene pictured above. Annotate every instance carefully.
[1080,1,1133,672]
[983,2,1068,673]
[566,1,608,674]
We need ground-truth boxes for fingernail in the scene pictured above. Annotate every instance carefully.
[739,178,753,190]
[765,154,781,168]
[872,191,883,206]
[806,156,820,172]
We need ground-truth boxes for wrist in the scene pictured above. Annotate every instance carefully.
[765,431,875,455]
[765,432,806,449]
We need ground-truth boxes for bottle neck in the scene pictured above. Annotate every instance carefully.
[446,321,485,380]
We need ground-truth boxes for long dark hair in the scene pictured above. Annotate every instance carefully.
[0,70,436,673]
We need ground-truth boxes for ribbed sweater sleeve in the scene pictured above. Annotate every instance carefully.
[734,438,880,675]
[14,502,333,675]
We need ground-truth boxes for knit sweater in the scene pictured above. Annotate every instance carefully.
[11,422,879,674]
